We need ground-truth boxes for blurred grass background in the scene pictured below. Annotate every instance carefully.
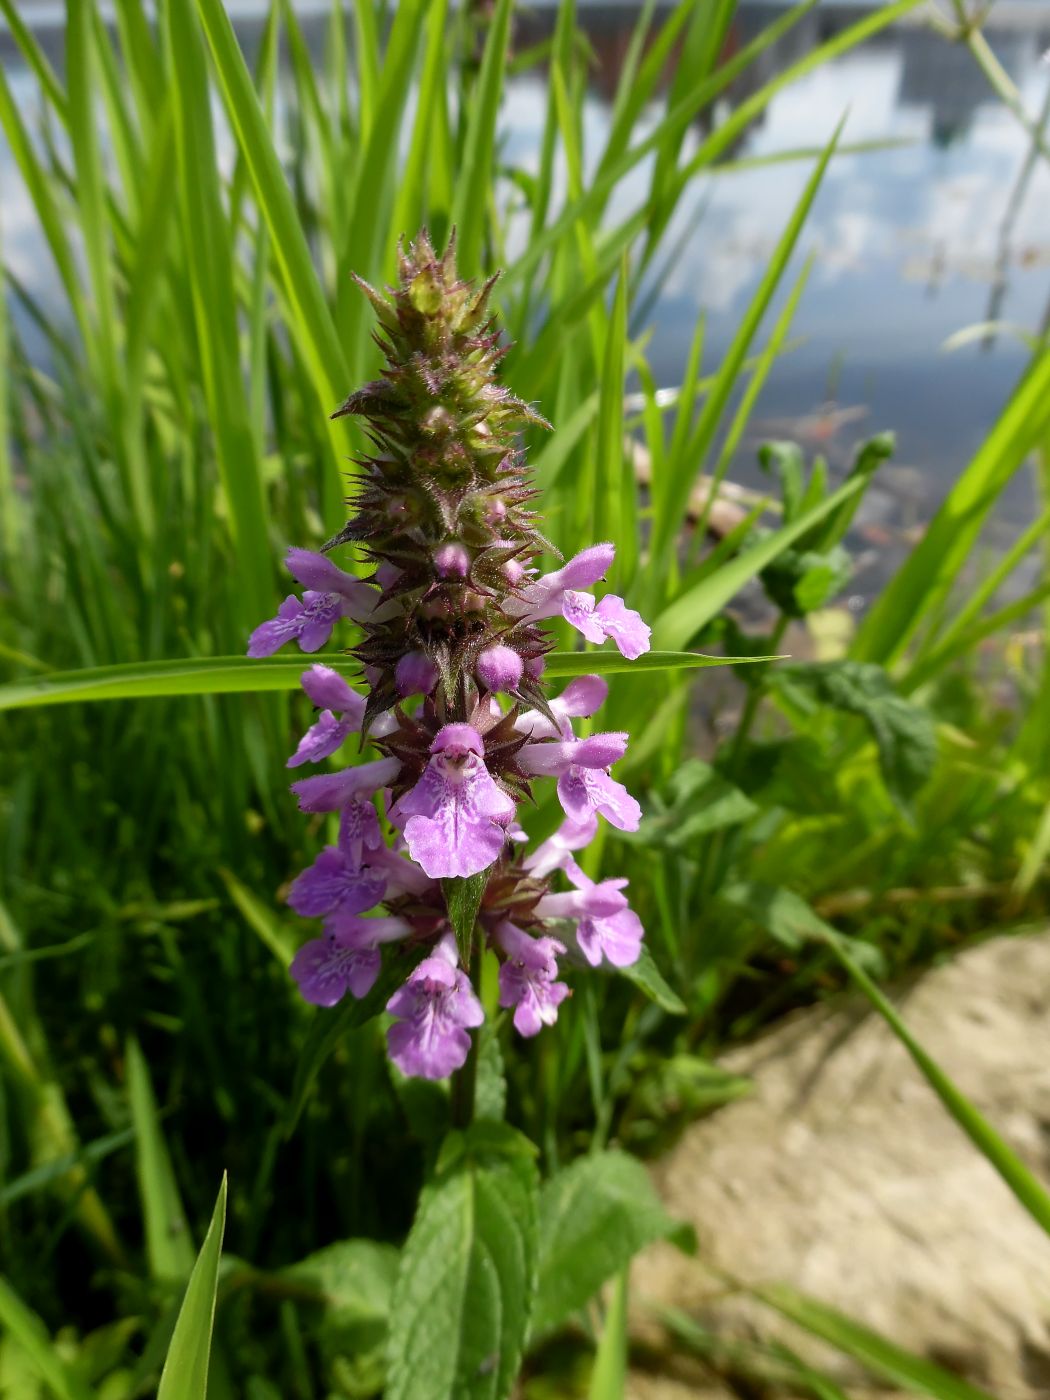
[1,0,1049,1393]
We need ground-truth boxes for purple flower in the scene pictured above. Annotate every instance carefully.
[495,921,570,1037]
[290,757,401,813]
[288,666,368,768]
[392,724,516,879]
[287,846,387,919]
[337,800,384,866]
[539,861,643,969]
[561,591,651,659]
[386,934,484,1079]
[505,544,615,618]
[516,675,608,740]
[523,813,599,878]
[519,734,641,832]
[247,550,384,657]
[290,914,409,1006]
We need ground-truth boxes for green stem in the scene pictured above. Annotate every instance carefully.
[450,939,481,1128]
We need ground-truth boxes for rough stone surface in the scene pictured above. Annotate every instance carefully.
[631,932,1050,1399]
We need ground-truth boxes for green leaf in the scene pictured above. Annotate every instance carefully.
[530,1149,689,1342]
[157,1175,228,1400]
[615,944,686,1015]
[755,1285,997,1400]
[450,0,514,279]
[0,652,775,711]
[474,1022,507,1123]
[285,945,426,1135]
[281,1239,399,1395]
[442,874,488,968]
[126,1036,196,1282]
[0,1277,94,1400]
[632,759,758,850]
[823,937,1050,1239]
[386,1122,539,1400]
[773,662,937,810]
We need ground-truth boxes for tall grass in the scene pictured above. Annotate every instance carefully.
[1,0,1048,1394]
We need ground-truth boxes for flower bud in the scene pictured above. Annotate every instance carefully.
[476,645,523,694]
[395,651,440,697]
[434,543,470,579]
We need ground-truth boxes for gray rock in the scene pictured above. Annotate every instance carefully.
[631,932,1050,1399]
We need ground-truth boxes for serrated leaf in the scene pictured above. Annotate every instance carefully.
[442,873,487,967]
[615,944,686,1015]
[387,1123,539,1400]
[157,1175,227,1400]
[773,661,937,811]
[530,1150,689,1342]
[285,945,425,1135]
[474,1022,506,1122]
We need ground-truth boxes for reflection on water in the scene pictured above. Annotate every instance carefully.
[4,3,1050,592]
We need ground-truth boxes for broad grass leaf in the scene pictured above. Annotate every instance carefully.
[157,1175,228,1400]
[126,1036,196,1281]
[755,1285,997,1400]
[0,1278,94,1400]
[387,1123,539,1400]
[530,1149,690,1343]
[0,651,773,711]
[719,882,885,974]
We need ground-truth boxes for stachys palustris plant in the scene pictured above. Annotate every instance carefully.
[248,232,650,1080]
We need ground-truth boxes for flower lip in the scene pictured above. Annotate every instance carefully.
[430,723,485,759]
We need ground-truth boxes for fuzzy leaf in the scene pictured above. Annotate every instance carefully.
[614,944,686,1015]
[530,1150,690,1342]
[442,873,488,968]
[387,1122,538,1400]
[773,662,937,810]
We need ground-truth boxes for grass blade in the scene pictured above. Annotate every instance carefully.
[450,0,514,279]
[823,935,1050,1236]
[588,1269,629,1399]
[0,1278,94,1400]
[127,1035,196,1281]
[755,1285,997,1400]
[0,652,783,711]
[157,1175,229,1400]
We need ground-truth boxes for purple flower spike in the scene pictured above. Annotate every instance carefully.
[386,934,484,1080]
[287,846,387,919]
[496,921,570,1037]
[290,757,401,813]
[476,645,523,694]
[393,725,515,879]
[395,651,440,698]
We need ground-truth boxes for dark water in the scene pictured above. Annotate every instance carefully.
[4,2,1050,597]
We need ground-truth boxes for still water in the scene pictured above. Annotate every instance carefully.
[4,3,1050,594]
